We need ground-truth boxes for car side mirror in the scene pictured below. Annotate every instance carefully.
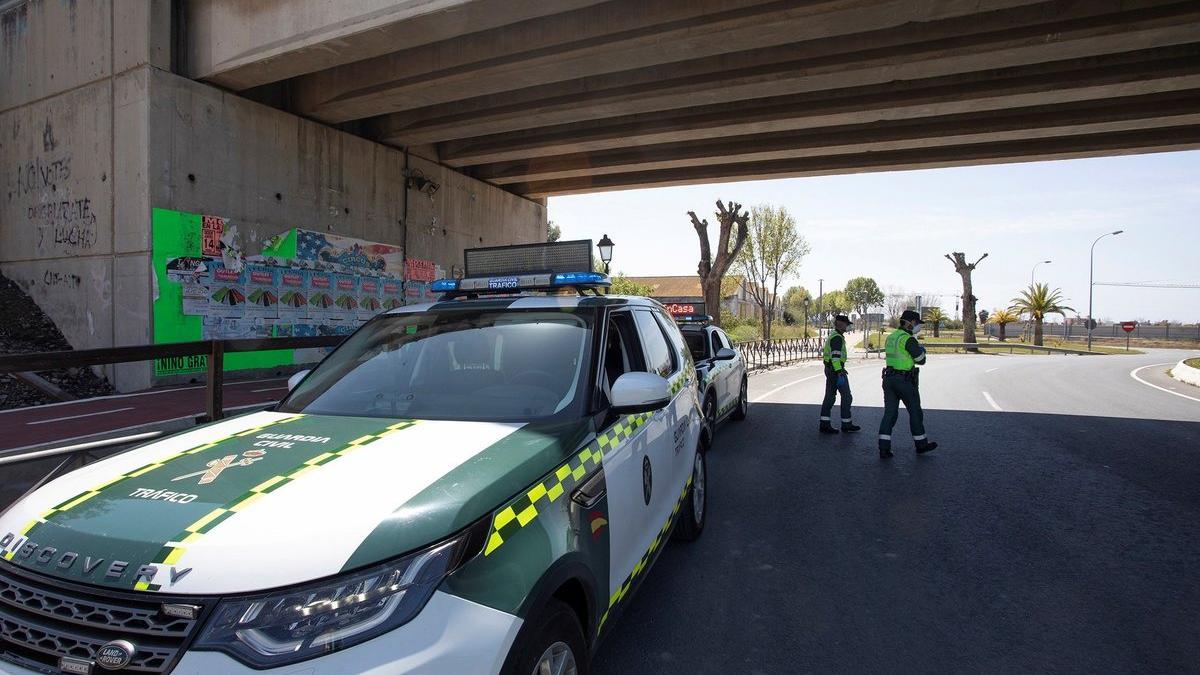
[287,369,311,392]
[610,372,672,414]
[714,347,737,361]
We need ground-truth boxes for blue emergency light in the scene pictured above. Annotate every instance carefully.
[675,314,713,324]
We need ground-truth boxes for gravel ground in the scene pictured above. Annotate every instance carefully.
[0,272,114,409]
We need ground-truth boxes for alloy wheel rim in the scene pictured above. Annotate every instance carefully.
[532,641,577,675]
[692,452,705,525]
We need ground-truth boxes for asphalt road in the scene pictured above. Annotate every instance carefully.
[593,348,1200,674]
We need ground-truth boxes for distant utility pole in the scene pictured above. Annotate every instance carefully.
[818,278,824,328]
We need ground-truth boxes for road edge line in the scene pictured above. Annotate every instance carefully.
[1130,363,1200,404]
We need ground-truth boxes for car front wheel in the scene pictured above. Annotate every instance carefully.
[673,448,707,541]
[502,599,587,675]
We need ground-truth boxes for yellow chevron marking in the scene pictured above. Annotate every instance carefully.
[252,475,285,493]
[187,508,227,533]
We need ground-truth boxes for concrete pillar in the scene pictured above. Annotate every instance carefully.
[2,1,545,393]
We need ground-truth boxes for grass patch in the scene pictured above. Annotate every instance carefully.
[856,335,1143,355]
[1185,358,1200,369]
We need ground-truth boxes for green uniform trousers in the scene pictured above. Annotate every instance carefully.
[878,371,926,449]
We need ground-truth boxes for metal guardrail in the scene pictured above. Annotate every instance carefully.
[0,431,163,467]
[0,336,344,422]
[735,337,822,370]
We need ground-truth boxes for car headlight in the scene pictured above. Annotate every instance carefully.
[193,525,484,668]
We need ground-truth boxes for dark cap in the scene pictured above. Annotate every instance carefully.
[833,314,853,325]
[900,310,925,325]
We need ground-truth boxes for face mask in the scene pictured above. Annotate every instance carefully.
[911,324,923,336]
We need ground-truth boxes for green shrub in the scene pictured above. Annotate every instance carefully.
[727,324,762,343]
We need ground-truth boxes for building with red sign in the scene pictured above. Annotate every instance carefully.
[626,276,781,322]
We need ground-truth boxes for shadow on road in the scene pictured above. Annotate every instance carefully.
[594,402,1200,674]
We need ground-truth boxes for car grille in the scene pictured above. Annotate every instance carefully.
[0,561,209,674]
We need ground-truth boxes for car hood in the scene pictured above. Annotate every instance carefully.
[0,411,590,595]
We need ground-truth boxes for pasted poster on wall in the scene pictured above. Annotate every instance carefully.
[151,209,416,377]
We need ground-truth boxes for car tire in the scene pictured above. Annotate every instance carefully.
[501,598,588,675]
[731,377,748,421]
[673,447,707,542]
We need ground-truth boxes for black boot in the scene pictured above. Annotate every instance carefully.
[841,422,861,433]
[879,446,894,459]
[915,439,939,454]
[819,421,839,434]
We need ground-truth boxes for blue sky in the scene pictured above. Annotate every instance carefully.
[549,150,1200,324]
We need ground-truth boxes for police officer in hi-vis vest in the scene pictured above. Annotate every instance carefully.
[878,310,938,459]
[819,314,861,434]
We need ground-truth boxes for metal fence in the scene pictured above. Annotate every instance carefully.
[984,323,1200,341]
[734,337,822,370]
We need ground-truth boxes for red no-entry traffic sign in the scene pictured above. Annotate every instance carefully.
[1121,321,1137,333]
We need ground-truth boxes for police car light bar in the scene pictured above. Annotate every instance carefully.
[433,242,611,298]
[431,272,611,298]
[675,314,713,324]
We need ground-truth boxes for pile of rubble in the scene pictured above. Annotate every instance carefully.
[0,273,114,410]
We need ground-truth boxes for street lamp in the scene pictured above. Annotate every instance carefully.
[1031,260,1051,286]
[596,234,614,274]
[1088,230,1123,350]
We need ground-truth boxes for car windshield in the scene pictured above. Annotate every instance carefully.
[278,308,594,422]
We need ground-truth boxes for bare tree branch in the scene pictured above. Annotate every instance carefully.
[689,211,711,279]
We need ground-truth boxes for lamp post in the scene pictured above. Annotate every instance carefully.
[1088,230,1123,350]
[1031,259,1051,286]
[596,234,614,274]
[817,278,824,333]
[802,298,810,338]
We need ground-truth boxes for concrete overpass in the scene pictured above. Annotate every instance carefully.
[185,0,1200,197]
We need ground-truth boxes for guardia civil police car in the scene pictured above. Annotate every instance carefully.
[671,308,748,432]
[0,242,708,675]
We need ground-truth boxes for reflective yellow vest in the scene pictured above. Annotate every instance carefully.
[822,331,845,370]
[885,329,916,371]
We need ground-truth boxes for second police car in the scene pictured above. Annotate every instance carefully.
[666,304,749,436]
[0,241,708,675]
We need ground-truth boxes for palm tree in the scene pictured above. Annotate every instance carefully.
[924,307,947,338]
[1010,283,1074,346]
[987,308,1020,342]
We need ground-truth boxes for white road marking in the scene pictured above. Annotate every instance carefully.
[986,367,999,373]
[1130,363,1200,403]
[752,374,822,402]
[981,391,1002,411]
[25,406,136,425]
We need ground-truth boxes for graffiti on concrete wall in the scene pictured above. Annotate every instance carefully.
[12,121,99,252]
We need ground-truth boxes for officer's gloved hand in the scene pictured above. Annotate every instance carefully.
[837,372,848,388]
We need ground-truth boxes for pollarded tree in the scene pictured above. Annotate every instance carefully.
[735,205,812,340]
[988,308,1019,342]
[689,201,750,328]
[945,252,988,345]
[1010,283,1073,346]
